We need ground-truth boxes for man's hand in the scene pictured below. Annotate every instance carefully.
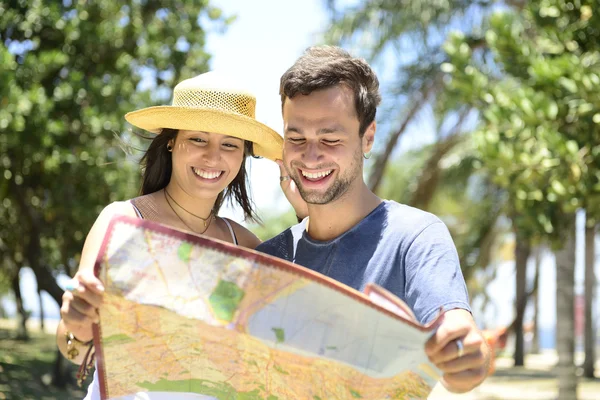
[425,308,490,393]
[277,160,308,220]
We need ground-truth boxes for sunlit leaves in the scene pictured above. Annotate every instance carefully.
[443,0,600,244]
[0,0,228,285]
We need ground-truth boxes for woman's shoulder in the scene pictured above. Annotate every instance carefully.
[76,200,139,275]
[128,192,165,220]
[101,200,139,219]
[222,218,261,249]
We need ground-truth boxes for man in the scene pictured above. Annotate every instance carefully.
[258,45,490,393]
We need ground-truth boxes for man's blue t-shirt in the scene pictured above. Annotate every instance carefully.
[256,200,471,324]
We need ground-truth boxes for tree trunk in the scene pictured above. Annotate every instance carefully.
[408,129,465,211]
[10,179,65,306]
[531,246,542,354]
[38,285,45,332]
[31,262,64,306]
[555,217,578,400]
[514,230,531,366]
[368,83,436,193]
[11,267,29,340]
[583,221,596,378]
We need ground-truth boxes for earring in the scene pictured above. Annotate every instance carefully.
[363,152,371,160]
[167,144,173,152]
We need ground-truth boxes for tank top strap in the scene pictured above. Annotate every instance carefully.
[129,195,161,222]
[221,218,238,245]
[129,200,144,219]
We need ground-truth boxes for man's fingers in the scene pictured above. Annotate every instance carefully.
[442,366,487,393]
[429,335,480,364]
[437,350,484,373]
[426,327,469,356]
[276,159,285,171]
[276,159,285,178]
[276,159,291,186]
[425,309,474,355]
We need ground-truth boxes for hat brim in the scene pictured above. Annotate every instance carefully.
[124,106,283,161]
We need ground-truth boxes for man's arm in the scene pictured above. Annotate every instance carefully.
[425,308,491,393]
[402,220,490,391]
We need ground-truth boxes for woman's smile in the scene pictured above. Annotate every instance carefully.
[191,166,225,182]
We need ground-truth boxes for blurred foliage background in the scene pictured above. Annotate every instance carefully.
[1,0,599,399]
[0,0,231,395]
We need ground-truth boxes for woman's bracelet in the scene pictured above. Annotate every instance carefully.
[65,331,93,360]
[65,331,95,386]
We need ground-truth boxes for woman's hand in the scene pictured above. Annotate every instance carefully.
[277,160,308,220]
[60,271,105,343]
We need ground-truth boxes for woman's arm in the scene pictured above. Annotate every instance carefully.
[56,201,137,364]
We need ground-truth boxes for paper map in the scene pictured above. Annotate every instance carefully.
[93,215,441,399]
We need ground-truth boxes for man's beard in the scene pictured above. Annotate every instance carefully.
[289,148,362,205]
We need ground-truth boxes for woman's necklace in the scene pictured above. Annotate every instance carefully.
[164,188,212,226]
[163,189,213,234]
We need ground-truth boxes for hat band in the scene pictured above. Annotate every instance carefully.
[171,90,256,119]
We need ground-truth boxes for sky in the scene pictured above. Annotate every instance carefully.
[3,0,599,348]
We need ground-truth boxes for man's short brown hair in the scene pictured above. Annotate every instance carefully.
[280,45,381,136]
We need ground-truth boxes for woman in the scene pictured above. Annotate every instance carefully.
[56,71,304,398]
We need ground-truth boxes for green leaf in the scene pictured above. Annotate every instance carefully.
[540,6,561,18]
[440,63,455,73]
[551,180,567,196]
[0,0,227,300]
[547,102,558,119]
[565,141,579,155]
[558,77,577,93]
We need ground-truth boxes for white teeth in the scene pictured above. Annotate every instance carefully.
[301,170,332,179]
[192,167,222,179]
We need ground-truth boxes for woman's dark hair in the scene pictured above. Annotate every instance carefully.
[139,128,258,221]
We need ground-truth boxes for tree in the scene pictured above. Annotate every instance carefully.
[324,0,498,194]
[513,230,531,366]
[443,2,600,398]
[583,217,596,378]
[323,0,514,325]
[531,245,543,354]
[555,218,577,397]
[1,0,229,384]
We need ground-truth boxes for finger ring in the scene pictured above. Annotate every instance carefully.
[456,338,464,358]
[280,175,291,182]
[65,278,80,293]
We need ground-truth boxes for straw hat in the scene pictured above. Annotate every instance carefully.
[125,71,282,161]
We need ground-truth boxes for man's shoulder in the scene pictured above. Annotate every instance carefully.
[381,200,444,232]
[379,201,457,257]
[258,228,293,247]
[256,226,294,259]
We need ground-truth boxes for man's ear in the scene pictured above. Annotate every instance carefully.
[362,121,376,153]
